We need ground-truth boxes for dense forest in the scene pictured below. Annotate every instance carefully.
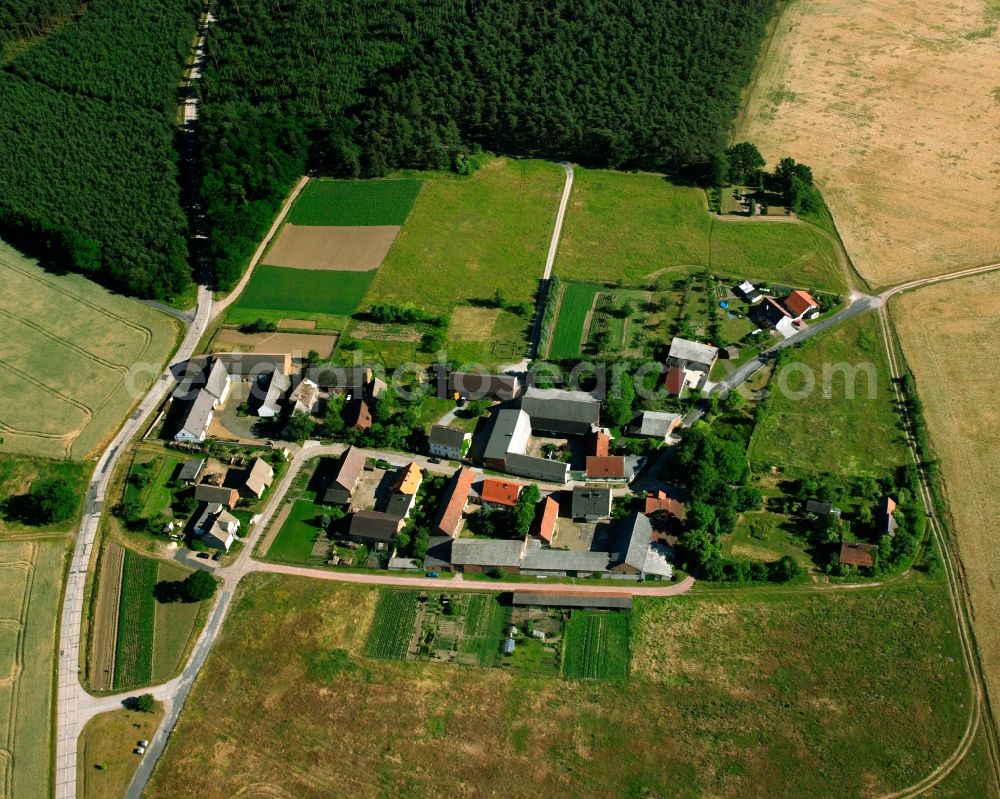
[199,0,776,288]
[0,0,80,57]
[0,0,199,298]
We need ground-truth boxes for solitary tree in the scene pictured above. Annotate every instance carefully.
[181,570,217,602]
[513,484,541,536]
[27,478,79,524]
[133,693,155,713]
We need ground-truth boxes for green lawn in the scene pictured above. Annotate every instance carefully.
[266,499,331,564]
[724,511,815,569]
[288,179,422,226]
[146,573,974,799]
[138,454,183,518]
[151,560,207,683]
[748,314,907,476]
[363,157,564,313]
[233,266,376,316]
[557,167,846,293]
[548,281,601,358]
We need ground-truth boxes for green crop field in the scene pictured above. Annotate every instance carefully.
[548,281,601,359]
[146,574,978,799]
[0,537,65,799]
[232,265,376,317]
[0,240,179,460]
[363,157,564,313]
[113,549,157,689]
[562,611,630,681]
[265,499,331,564]
[289,179,422,226]
[748,314,907,476]
[363,589,419,660]
[557,167,846,293]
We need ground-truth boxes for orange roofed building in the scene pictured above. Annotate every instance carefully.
[480,478,522,508]
[534,496,559,544]
[435,467,476,537]
[784,290,820,320]
[392,462,423,495]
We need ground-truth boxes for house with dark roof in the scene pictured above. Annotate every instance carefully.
[519,387,601,436]
[347,511,403,549]
[512,592,632,610]
[784,290,820,320]
[631,411,682,441]
[444,371,521,401]
[194,484,239,508]
[738,281,764,304]
[255,369,291,418]
[533,496,559,544]
[306,365,387,399]
[806,500,842,518]
[347,399,373,431]
[178,458,206,484]
[480,478,522,508]
[435,468,476,537]
[609,512,673,578]
[666,337,718,374]
[429,425,470,459]
[450,538,526,574]
[213,352,291,378]
[323,446,367,505]
[840,541,877,569]
[519,541,612,576]
[172,357,231,406]
[752,297,795,337]
[504,452,570,484]
[876,496,898,538]
[571,486,612,521]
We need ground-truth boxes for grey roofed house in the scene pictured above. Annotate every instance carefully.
[613,512,658,573]
[633,410,682,439]
[512,592,632,610]
[876,496,899,537]
[571,486,613,520]
[424,536,454,571]
[519,541,611,574]
[174,389,216,442]
[306,365,386,398]
[806,500,842,517]
[178,458,206,484]
[482,408,532,464]
[445,371,521,401]
[212,352,292,377]
[385,491,416,519]
[323,446,367,504]
[666,337,719,373]
[505,452,570,484]
[429,425,468,452]
[450,538,525,568]
[348,510,403,544]
[256,369,291,418]
[203,358,231,403]
[194,483,238,507]
[519,387,601,436]
[241,457,274,498]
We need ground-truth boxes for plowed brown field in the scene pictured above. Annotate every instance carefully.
[263,224,400,271]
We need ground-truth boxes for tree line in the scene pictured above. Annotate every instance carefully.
[197,0,777,288]
[0,0,80,56]
[0,0,200,298]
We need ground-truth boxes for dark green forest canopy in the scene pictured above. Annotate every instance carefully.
[200,0,776,288]
[0,0,80,57]
[0,0,199,298]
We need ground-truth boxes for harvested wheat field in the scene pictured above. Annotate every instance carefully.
[211,330,338,359]
[448,306,501,340]
[263,224,400,270]
[736,0,1000,289]
[892,271,1000,722]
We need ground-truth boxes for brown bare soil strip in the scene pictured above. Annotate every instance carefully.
[89,543,124,692]
[892,271,1000,732]
[735,0,1000,288]
[262,224,400,271]
[212,330,338,359]
[276,319,317,330]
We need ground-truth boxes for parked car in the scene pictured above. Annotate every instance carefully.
[134,746,146,755]
[426,571,439,578]
[196,552,210,559]
[137,740,149,748]
[212,552,222,561]
[427,457,441,464]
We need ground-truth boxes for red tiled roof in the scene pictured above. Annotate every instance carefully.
[666,366,685,395]
[436,467,476,537]
[586,455,626,479]
[534,496,559,543]
[840,542,876,568]
[593,431,610,457]
[644,490,685,519]
[784,290,818,318]
[480,478,522,507]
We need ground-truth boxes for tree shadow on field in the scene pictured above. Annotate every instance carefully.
[153,579,187,604]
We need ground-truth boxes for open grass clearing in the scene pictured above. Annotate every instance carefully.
[0,240,178,459]
[724,511,815,569]
[77,703,164,799]
[265,499,333,565]
[892,271,1000,730]
[557,167,845,293]
[0,537,66,799]
[262,224,400,271]
[363,157,564,314]
[147,573,972,799]
[734,0,1000,288]
[748,314,907,476]
[233,265,376,317]
[288,179,422,226]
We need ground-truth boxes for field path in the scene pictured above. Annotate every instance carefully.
[88,544,124,692]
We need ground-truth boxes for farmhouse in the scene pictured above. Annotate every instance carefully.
[806,500,842,517]
[194,484,238,508]
[213,352,292,378]
[288,377,319,414]
[174,390,216,443]
[347,399,373,431]
[585,455,626,481]
[238,457,274,499]
[608,512,673,579]
[667,337,719,374]
[429,425,470,459]
[533,496,559,544]
[504,452,571,483]
[479,478,522,509]
[434,467,476,537]
[665,366,687,396]
[307,365,387,400]
[738,280,764,304]
[645,490,685,526]
[784,289,820,320]
[347,510,403,549]
[631,410,682,441]
[840,541,877,569]
[442,370,522,401]
[385,462,422,518]
[591,429,611,457]
[194,502,241,551]
[172,357,232,406]
[178,458,206,484]
[482,409,532,469]
[255,369,291,418]
[876,496,898,537]
[752,298,796,337]
[519,542,612,577]
[323,446,366,505]
[512,592,632,611]
[519,387,601,436]
[571,486,612,521]
[450,538,526,574]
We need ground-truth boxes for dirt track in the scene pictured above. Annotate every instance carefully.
[88,543,124,692]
